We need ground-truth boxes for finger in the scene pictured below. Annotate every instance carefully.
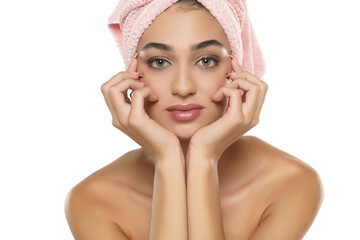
[213,79,260,123]
[126,56,143,82]
[101,73,143,117]
[102,72,141,93]
[126,56,138,73]
[229,72,268,122]
[213,87,244,123]
[108,80,147,122]
[231,57,244,73]
[226,80,245,96]
[229,71,264,86]
[128,86,158,126]
[126,86,167,153]
[131,85,158,105]
[213,78,255,102]
[236,80,260,120]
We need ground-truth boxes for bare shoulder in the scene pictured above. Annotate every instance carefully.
[64,149,143,240]
[242,135,324,198]
[242,135,325,239]
[243,135,323,179]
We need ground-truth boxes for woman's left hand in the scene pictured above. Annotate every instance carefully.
[188,57,268,164]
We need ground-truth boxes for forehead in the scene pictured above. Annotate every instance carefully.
[137,5,231,52]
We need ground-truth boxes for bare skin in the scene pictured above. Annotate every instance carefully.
[65,136,323,240]
[65,4,324,240]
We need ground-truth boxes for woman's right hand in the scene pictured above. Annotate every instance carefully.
[100,57,183,164]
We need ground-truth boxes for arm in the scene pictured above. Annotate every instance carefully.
[186,153,324,240]
[249,167,324,240]
[150,150,188,240]
[100,56,188,239]
[186,153,226,240]
[185,57,266,240]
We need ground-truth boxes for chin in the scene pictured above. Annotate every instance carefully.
[166,123,201,141]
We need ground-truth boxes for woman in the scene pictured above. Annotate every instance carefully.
[65,0,324,239]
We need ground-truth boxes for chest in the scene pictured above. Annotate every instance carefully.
[119,185,268,240]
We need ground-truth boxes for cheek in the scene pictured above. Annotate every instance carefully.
[137,61,170,90]
[141,74,168,118]
[196,72,229,117]
[196,71,228,94]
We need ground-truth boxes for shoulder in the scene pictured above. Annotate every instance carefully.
[241,135,322,176]
[243,135,324,199]
[64,149,142,240]
[242,135,324,239]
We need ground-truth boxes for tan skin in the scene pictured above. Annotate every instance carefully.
[65,4,324,240]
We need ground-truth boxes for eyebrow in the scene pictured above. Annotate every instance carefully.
[139,39,226,52]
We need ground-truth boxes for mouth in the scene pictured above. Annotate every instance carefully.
[167,104,204,121]
[167,103,204,111]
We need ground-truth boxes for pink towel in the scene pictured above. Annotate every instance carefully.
[108,0,266,79]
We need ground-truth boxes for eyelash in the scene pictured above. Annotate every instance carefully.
[146,56,220,69]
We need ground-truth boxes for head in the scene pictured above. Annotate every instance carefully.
[108,0,266,141]
[136,1,231,140]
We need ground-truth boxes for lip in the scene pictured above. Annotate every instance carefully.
[167,104,204,121]
[167,104,204,111]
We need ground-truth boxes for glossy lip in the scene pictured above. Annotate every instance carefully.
[166,103,204,111]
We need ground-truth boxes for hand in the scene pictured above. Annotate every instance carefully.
[100,57,183,164]
[188,57,268,164]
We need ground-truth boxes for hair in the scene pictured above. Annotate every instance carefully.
[175,0,206,10]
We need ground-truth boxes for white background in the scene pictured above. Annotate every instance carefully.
[0,0,359,239]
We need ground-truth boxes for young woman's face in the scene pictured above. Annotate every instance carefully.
[136,4,232,140]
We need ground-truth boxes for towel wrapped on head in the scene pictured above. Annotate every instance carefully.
[108,0,266,79]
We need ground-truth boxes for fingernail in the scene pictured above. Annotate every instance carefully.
[134,52,138,58]
[210,97,214,102]
[225,73,231,79]
[138,73,144,78]
[230,54,234,59]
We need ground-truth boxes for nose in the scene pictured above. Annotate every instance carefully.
[170,65,196,97]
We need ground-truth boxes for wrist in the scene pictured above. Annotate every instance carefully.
[155,148,186,170]
[187,146,219,167]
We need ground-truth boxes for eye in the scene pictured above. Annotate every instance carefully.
[197,56,219,68]
[147,58,171,69]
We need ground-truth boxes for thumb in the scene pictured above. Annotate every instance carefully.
[126,55,138,73]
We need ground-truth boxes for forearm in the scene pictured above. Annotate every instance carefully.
[187,155,226,240]
[149,152,188,240]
